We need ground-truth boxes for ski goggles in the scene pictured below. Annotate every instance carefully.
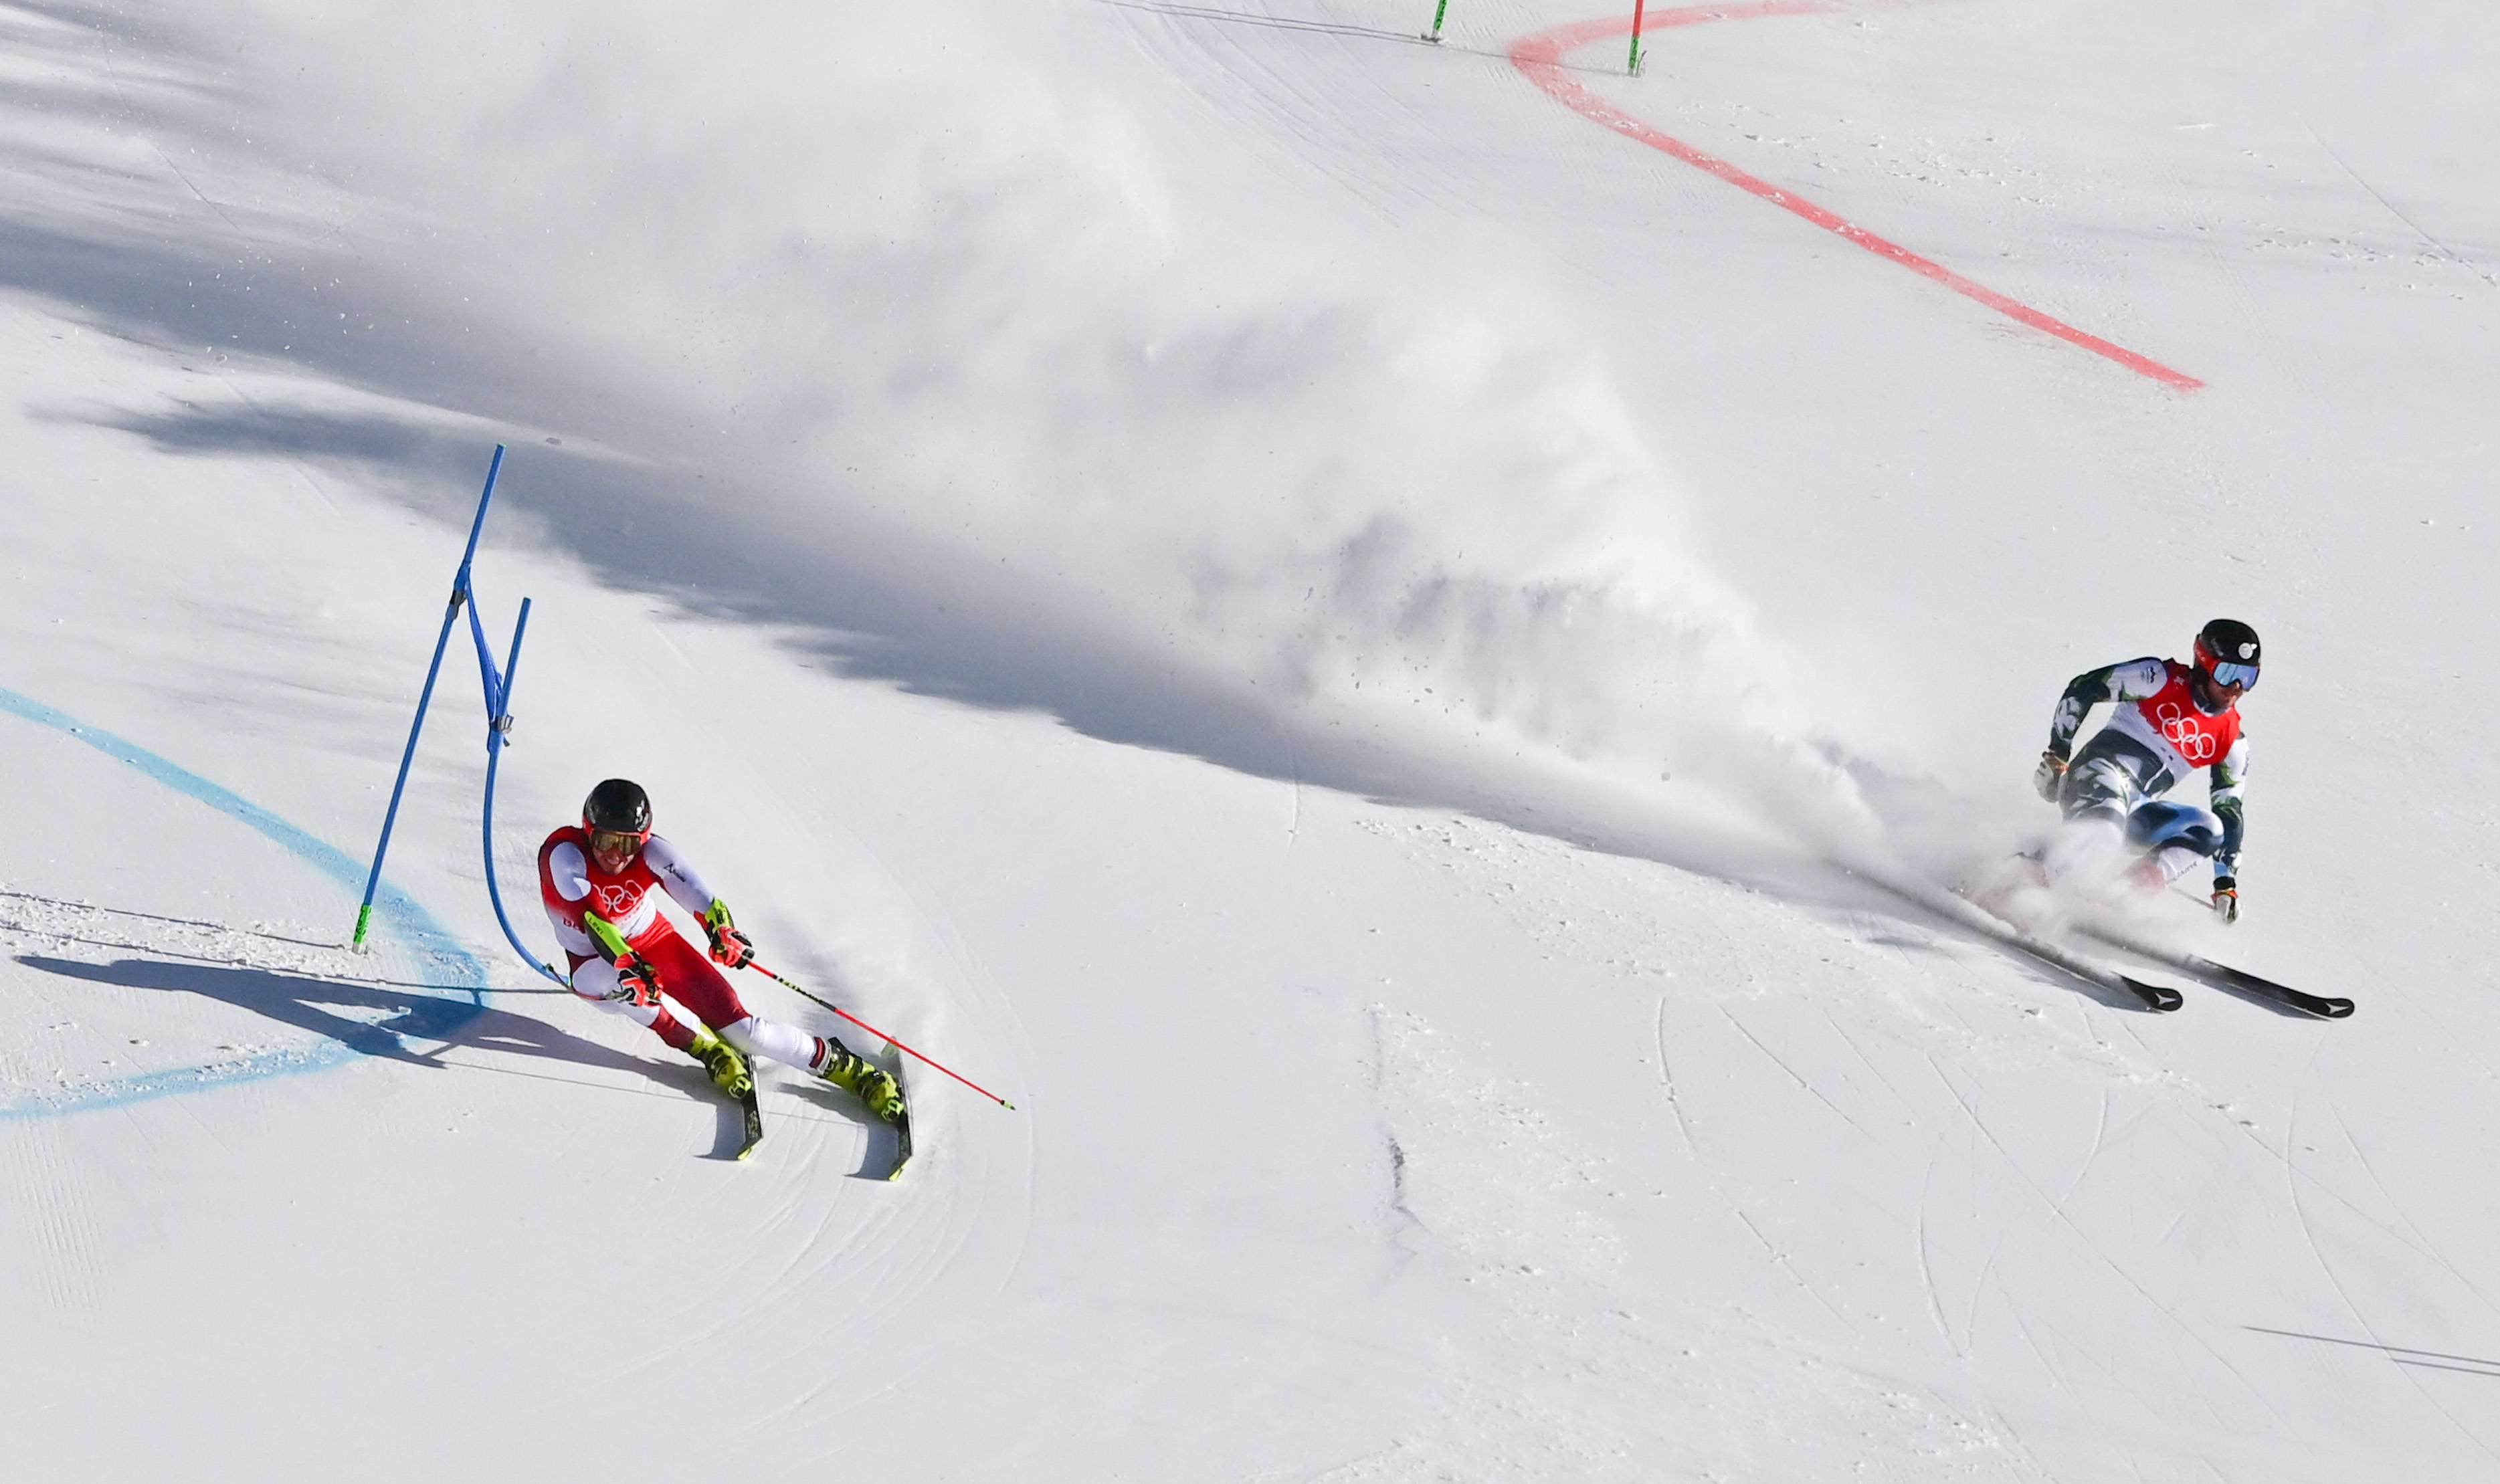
[589,828,650,859]
[2207,660,2259,691]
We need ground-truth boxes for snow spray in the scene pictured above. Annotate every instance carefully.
[157,0,1887,863]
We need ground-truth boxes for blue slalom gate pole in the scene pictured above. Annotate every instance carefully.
[474,595,569,988]
[353,445,508,952]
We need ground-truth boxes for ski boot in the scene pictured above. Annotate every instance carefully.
[687,1030,754,1099]
[813,1036,906,1126]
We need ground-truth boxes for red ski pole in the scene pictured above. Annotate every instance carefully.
[743,958,1017,1110]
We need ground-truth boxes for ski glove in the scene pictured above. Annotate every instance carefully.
[607,950,664,1007]
[2032,748,2070,803]
[2212,877,2239,926]
[704,898,754,970]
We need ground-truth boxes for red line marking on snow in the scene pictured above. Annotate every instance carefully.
[1510,6,2204,391]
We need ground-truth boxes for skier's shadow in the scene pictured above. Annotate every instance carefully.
[21,955,799,1159]
[18,954,654,1083]
[786,1075,910,1180]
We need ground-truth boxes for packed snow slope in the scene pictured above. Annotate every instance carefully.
[4,0,2499,1478]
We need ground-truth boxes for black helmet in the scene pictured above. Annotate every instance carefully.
[2193,619,2261,689]
[582,778,652,835]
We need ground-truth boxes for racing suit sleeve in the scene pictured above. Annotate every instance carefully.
[2208,733,2248,878]
[539,837,600,960]
[2045,657,2170,758]
[640,836,717,918]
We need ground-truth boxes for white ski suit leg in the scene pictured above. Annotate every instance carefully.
[718,1015,828,1075]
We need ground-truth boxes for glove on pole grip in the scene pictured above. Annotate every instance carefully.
[704,899,755,969]
[610,951,664,1007]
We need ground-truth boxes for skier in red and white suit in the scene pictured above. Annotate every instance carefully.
[2032,619,2259,922]
[539,778,903,1120]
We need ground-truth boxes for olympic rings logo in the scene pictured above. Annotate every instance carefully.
[591,883,640,916]
[2154,702,2219,762]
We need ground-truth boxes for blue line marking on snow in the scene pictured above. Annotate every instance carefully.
[0,687,490,1118]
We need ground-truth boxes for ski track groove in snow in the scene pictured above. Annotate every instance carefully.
[2268,1097,2466,1456]
[11,1120,102,1319]
[1711,999,1870,1140]
[2312,1093,2491,1295]
[1812,1000,1919,1117]
[2301,1082,2500,1464]
[2281,1045,2500,1415]
[2299,118,2500,291]
[1732,1204,1860,1337]
[1913,1154,1953,1353]
[1915,1047,2310,1441]
[2054,1083,2113,1212]
[1653,990,1856,1337]
[2291,1155,2500,1471]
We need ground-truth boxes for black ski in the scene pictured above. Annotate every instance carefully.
[2080,925,2353,1019]
[2111,974,2184,1012]
[1986,924,2183,1013]
[735,1080,765,1160]
[882,1063,913,1181]
[1860,871,2184,1012]
[1958,905,2182,1011]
